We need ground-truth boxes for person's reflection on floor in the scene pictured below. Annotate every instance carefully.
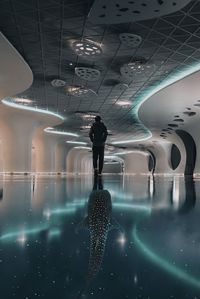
[178,176,196,214]
[93,174,103,190]
[0,188,3,201]
[75,176,123,298]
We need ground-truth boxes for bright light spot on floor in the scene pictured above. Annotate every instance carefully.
[17,233,27,245]
[117,234,126,246]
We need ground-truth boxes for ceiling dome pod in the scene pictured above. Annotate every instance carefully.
[75,67,101,81]
[119,33,142,48]
[88,0,193,24]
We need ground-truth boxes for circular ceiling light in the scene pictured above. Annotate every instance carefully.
[75,67,101,81]
[72,40,102,60]
[119,33,142,48]
[120,58,154,79]
[66,85,97,97]
[51,79,66,87]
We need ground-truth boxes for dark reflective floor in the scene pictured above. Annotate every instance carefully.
[0,175,200,299]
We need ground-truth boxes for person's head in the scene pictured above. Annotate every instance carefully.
[95,115,101,122]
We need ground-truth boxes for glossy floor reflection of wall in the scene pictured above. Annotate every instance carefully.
[0,175,199,299]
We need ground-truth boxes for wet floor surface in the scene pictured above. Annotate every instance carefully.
[0,174,200,299]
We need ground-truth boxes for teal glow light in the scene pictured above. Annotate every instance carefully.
[133,225,200,289]
[44,127,79,137]
[49,207,76,215]
[2,98,64,120]
[0,225,48,241]
[113,203,151,213]
[48,228,61,238]
[129,61,200,142]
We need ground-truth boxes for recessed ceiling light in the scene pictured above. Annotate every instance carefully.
[75,67,101,81]
[72,39,102,60]
[51,79,66,87]
[66,141,87,145]
[80,125,91,130]
[66,85,97,97]
[116,100,132,107]
[119,33,142,48]
[74,146,91,150]
[82,114,97,121]
[13,98,33,104]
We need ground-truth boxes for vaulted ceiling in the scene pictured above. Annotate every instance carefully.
[1,0,200,145]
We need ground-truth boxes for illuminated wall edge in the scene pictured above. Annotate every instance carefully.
[44,128,79,137]
[2,98,65,120]
[130,61,200,142]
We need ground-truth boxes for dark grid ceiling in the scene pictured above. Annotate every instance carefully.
[1,0,200,141]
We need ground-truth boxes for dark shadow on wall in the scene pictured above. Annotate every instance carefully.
[178,176,196,214]
[176,130,196,176]
[170,144,181,170]
[147,150,156,175]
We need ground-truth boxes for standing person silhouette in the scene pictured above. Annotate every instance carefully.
[89,116,108,176]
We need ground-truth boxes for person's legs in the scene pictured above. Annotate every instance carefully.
[92,146,98,174]
[98,146,104,174]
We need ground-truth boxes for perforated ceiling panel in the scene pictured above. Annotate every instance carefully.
[88,0,193,24]
[72,40,102,60]
[75,67,101,81]
[119,33,142,48]
[51,79,66,87]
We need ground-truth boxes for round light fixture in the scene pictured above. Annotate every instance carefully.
[119,33,142,48]
[75,67,101,81]
[72,40,102,60]
[120,58,154,79]
[51,79,66,87]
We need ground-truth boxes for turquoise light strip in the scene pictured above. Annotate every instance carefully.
[44,128,79,137]
[2,98,65,120]
[133,225,200,289]
[114,203,151,213]
[0,225,48,241]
